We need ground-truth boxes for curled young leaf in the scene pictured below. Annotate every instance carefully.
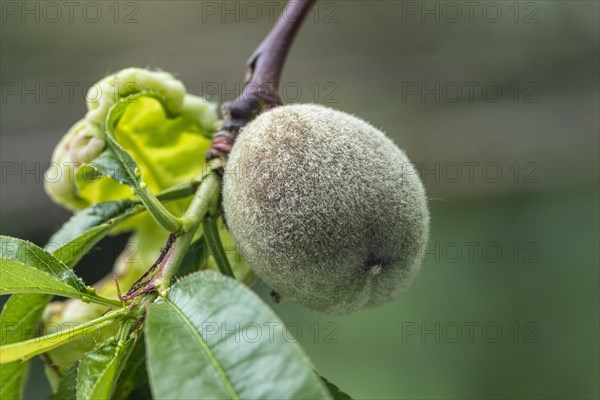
[86,118,182,232]
[45,68,218,219]
[44,119,105,210]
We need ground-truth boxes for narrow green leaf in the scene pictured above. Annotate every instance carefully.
[53,225,116,268]
[1,237,87,293]
[49,193,189,268]
[0,259,84,299]
[0,309,124,364]
[49,361,78,400]
[320,375,353,400]
[48,200,135,246]
[0,236,120,307]
[0,293,49,400]
[0,202,138,399]
[51,204,140,268]
[1,236,87,298]
[76,337,135,400]
[145,271,331,400]
[113,334,152,400]
[86,147,137,188]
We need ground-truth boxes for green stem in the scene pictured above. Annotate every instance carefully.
[203,215,235,278]
[116,317,137,343]
[155,181,197,202]
[85,293,125,309]
[0,307,128,364]
[102,132,183,233]
[137,186,182,233]
[155,172,221,291]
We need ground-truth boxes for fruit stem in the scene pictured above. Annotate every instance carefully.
[202,215,235,278]
[207,0,316,161]
[154,172,221,291]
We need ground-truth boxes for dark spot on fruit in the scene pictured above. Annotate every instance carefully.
[271,290,282,303]
[362,254,388,276]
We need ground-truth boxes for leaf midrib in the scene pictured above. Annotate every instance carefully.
[164,298,240,400]
[0,363,23,396]
[78,343,123,400]
[25,245,85,290]
[105,135,142,192]
[113,128,169,190]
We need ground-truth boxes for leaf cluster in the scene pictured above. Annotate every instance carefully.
[1,90,351,400]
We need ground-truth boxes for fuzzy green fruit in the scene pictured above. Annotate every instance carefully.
[223,104,429,314]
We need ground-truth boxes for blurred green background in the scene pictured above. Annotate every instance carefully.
[1,1,598,399]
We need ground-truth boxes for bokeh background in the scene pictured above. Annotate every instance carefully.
[1,1,598,399]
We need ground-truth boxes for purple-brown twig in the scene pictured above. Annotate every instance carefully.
[206,0,316,161]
